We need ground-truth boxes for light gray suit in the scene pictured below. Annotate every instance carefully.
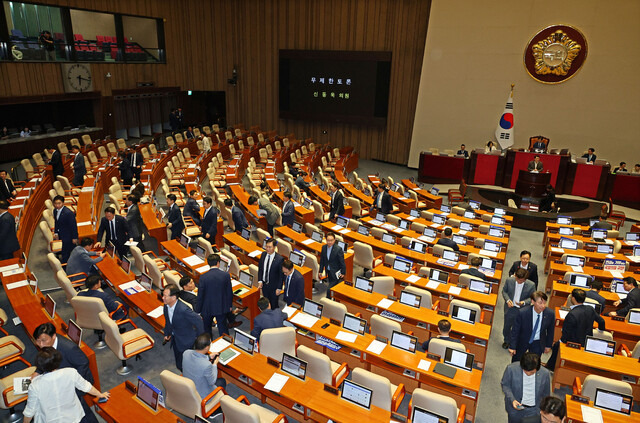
[502,277,536,343]
[501,362,550,422]
[66,246,103,280]
[181,349,225,399]
[258,197,280,226]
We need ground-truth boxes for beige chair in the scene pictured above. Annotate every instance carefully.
[428,338,466,359]
[117,138,127,150]
[369,314,401,342]
[301,250,320,284]
[351,367,405,412]
[275,238,293,259]
[40,221,62,253]
[99,311,154,375]
[296,345,348,387]
[576,375,633,401]
[54,270,80,304]
[402,286,434,309]
[197,237,216,256]
[347,196,368,218]
[432,244,454,257]
[160,370,226,419]
[591,329,614,341]
[259,327,296,361]
[318,298,348,322]
[21,158,41,179]
[312,199,329,222]
[143,254,169,289]
[561,253,586,265]
[621,340,640,359]
[411,388,465,423]
[0,309,8,336]
[448,299,482,324]
[71,295,123,348]
[46,252,64,274]
[0,335,27,366]
[0,352,36,420]
[370,276,395,296]
[219,395,287,423]
[353,241,383,272]
[81,134,92,146]
[458,273,485,288]
[220,249,248,277]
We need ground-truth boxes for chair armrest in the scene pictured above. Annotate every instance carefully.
[431,300,440,310]
[457,404,466,423]
[184,216,197,226]
[619,343,631,356]
[480,311,485,324]
[354,312,362,318]
[115,318,138,330]
[122,334,154,358]
[331,362,349,387]
[109,303,127,320]
[391,383,405,412]
[2,385,27,408]
[0,352,31,369]
[201,386,226,417]
[407,331,414,337]
[272,414,288,423]
[236,395,251,405]
[573,377,582,395]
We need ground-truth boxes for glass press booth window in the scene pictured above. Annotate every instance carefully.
[4,1,66,61]
[122,15,162,62]
[70,8,117,62]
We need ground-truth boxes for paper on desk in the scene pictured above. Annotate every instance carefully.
[331,224,342,231]
[339,228,350,234]
[335,331,358,343]
[558,309,568,319]
[366,340,387,354]
[196,265,210,274]
[381,223,396,231]
[479,249,498,258]
[290,312,319,328]
[457,230,468,235]
[430,223,440,228]
[609,270,624,279]
[2,267,25,277]
[81,186,94,192]
[626,255,640,263]
[248,250,262,258]
[580,405,603,423]
[550,247,564,253]
[448,286,462,295]
[406,216,416,221]
[571,266,583,273]
[377,298,394,309]
[12,317,21,326]
[147,306,164,319]
[124,240,138,246]
[6,280,29,290]
[605,254,615,259]
[302,239,315,245]
[183,255,205,267]
[231,279,240,288]
[369,219,383,226]
[604,239,613,245]
[210,338,232,353]
[77,221,92,227]
[417,360,431,372]
[264,373,289,393]
[426,280,440,290]
[418,235,433,243]
[282,306,297,318]
[392,227,404,233]
[625,240,638,246]
[406,274,421,283]
[0,264,20,273]
[457,264,470,270]
[119,280,144,292]
[8,204,21,209]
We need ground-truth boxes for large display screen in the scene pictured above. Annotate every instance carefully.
[279,50,392,125]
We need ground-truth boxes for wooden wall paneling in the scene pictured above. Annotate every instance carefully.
[138,96,151,136]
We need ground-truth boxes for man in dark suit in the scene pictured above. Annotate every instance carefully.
[95,206,130,257]
[178,276,198,309]
[66,238,106,280]
[78,275,127,320]
[183,190,202,226]
[281,191,295,227]
[586,280,606,310]
[591,214,613,230]
[527,155,543,172]
[70,145,86,186]
[125,194,145,251]
[128,149,143,182]
[258,238,284,310]
[501,352,551,423]
[508,250,539,289]
[185,127,195,139]
[49,147,65,179]
[0,200,20,260]
[118,152,134,186]
[196,254,233,336]
[328,182,345,221]
[436,227,459,252]
[608,277,640,318]
[421,319,461,351]
[532,140,547,152]
[508,291,555,362]
[547,288,606,370]
[461,257,486,280]
[162,283,204,371]
[581,148,597,163]
[319,232,346,298]
[166,194,185,240]
[279,259,305,307]
[502,268,536,349]
[200,196,218,243]
[372,182,393,215]
[250,297,287,339]
[226,198,249,232]
[0,170,17,201]
[295,172,311,195]
[33,322,98,423]
[53,195,78,263]
[456,144,469,158]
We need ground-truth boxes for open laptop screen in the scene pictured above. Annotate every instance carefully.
[596,244,613,254]
[463,211,475,219]
[179,233,190,248]
[136,377,160,411]
[626,232,640,241]
[292,221,303,233]
[565,255,585,267]
[483,240,501,252]
[459,222,473,232]
[628,310,640,325]
[469,200,480,210]
[451,305,476,324]
[412,405,449,423]
[444,347,474,372]
[233,329,256,354]
[354,276,374,293]
[440,205,451,214]
[44,294,56,319]
[593,388,632,415]
[341,379,372,410]
[343,314,367,335]
[399,291,421,308]
[488,226,504,238]
[429,269,449,283]
[311,231,324,243]
[390,330,417,353]
[241,228,251,240]
[120,255,131,274]
[336,216,349,228]
[280,353,307,380]
[469,280,491,294]
[410,240,427,254]
[67,319,82,346]
[195,244,206,260]
[569,274,591,287]
[238,270,253,288]
[558,226,574,236]
[289,250,305,267]
[557,216,572,225]
[393,258,412,273]
[432,215,446,225]
[559,238,578,250]
[357,225,370,236]
[303,299,323,318]
[382,233,396,244]
[452,234,466,246]
[442,250,458,262]
[592,229,607,240]
[584,336,615,357]
[423,227,437,238]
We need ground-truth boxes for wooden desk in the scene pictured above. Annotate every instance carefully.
[418,153,469,184]
[544,246,638,274]
[368,175,415,214]
[546,261,637,292]
[400,179,442,209]
[228,183,267,229]
[549,281,620,314]
[330,282,490,369]
[274,226,355,282]
[139,203,168,245]
[422,207,512,234]
[334,170,374,206]
[93,382,185,422]
[564,394,639,423]
[553,344,640,402]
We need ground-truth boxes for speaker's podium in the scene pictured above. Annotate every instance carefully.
[515,170,551,198]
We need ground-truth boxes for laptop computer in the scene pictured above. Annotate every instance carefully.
[593,388,632,415]
[303,299,323,318]
[341,379,372,410]
[444,347,474,372]
[67,319,82,346]
[411,405,449,423]
[390,330,417,353]
[584,336,615,357]
[399,291,421,308]
[343,314,367,335]
[451,304,476,324]
[354,276,374,293]
[280,352,307,380]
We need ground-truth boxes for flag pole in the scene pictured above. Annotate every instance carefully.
[510,83,515,96]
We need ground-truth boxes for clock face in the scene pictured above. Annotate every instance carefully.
[66,64,92,92]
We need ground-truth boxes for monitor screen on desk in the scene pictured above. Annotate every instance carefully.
[628,310,640,325]
[120,255,131,274]
[390,330,417,353]
[67,319,82,346]
[613,279,627,297]
[483,240,502,252]
[382,233,396,245]
[410,240,427,254]
[44,294,56,319]
[596,244,614,254]
[625,232,640,242]
[355,276,374,293]
[239,270,253,288]
[179,233,191,248]
[375,212,386,222]
[28,273,38,296]
[138,272,152,292]
[292,221,303,233]
[558,227,574,236]
[442,250,459,262]
[390,184,400,193]
[585,302,603,315]
[451,304,476,324]
[219,256,230,273]
[494,208,505,216]
[469,200,480,210]
[589,219,599,227]
[336,216,349,228]
[311,231,324,243]
[469,280,491,294]
[241,228,251,241]
[557,216,572,225]
[429,269,449,283]
[281,352,307,380]
[433,215,446,225]
[565,255,585,267]
[440,205,451,214]
[357,225,370,236]
[106,241,115,258]
[233,329,256,354]
[400,291,421,308]
[633,245,640,257]
[289,250,306,267]
[569,274,592,287]
[463,211,476,219]
[399,219,410,230]
[410,209,420,218]
[423,227,437,239]
[343,314,367,335]
[488,227,504,238]
[584,336,615,357]
[481,258,497,270]
[393,258,412,273]
[303,299,323,318]
[459,222,474,232]
[559,238,578,250]
[337,240,348,253]
[591,229,607,240]
[490,216,505,225]
[411,405,449,423]
[137,377,160,411]
[195,244,206,260]
[452,234,467,246]
[430,187,439,196]
[594,388,632,415]
[444,347,474,372]
[341,379,372,410]
[303,198,313,209]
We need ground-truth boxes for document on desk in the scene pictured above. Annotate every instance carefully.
[147,306,164,319]
[381,223,396,231]
[196,265,210,274]
[290,312,320,328]
[571,266,583,273]
[626,255,640,263]
[264,373,289,393]
[417,360,431,373]
[558,309,569,319]
[479,249,498,258]
[331,225,342,231]
[210,338,232,354]
[0,263,20,273]
[377,298,394,309]
[335,331,358,343]
[6,279,29,290]
[448,286,462,295]
[430,223,440,228]
[366,340,387,354]
[457,230,468,235]
[339,228,350,234]
[302,239,315,245]
[457,264,470,270]
[369,219,383,226]
[550,247,564,253]
[282,306,297,318]
[392,227,404,233]
[426,280,440,290]
[119,280,145,295]
[608,270,624,279]
[406,274,421,283]
[2,267,25,277]
[406,215,416,221]
[248,250,262,258]
[77,221,92,227]
[580,405,603,423]
[183,255,205,267]
[124,240,138,246]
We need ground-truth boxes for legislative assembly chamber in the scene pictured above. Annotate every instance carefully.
[0,1,638,422]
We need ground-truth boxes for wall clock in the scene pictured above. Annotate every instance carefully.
[61,63,93,93]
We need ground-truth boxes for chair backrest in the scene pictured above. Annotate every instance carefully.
[428,338,465,359]
[448,299,482,324]
[370,276,394,297]
[432,244,454,256]
[591,329,614,341]
[403,285,433,309]
[87,151,98,164]
[319,298,347,322]
[582,375,632,401]
[353,241,374,269]
[302,250,320,281]
[296,345,333,385]
[98,311,126,359]
[276,238,292,258]
[220,395,261,423]
[411,388,459,423]
[82,134,92,146]
[56,270,80,303]
[259,327,296,361]
[458,273,485,288]
[160,370,201,418]
[630,340,640,359]
[47,252,63,273]
[32,152,45,166]
[370,314,401,341]
[143,255,165,289]
[351,367,392,411]
[42,209,55,229]
[220,249,241,277]
[197,237,215,257]
[58,142,69,155]
[128,245,146,274]
[98,146,108,158]
[107,142,117,154]
[39,220,54,244]
[71,296,108,330]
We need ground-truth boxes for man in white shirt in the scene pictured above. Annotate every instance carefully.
[502,268,536,349]
[501,352,550,423]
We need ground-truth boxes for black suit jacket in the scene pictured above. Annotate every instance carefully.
[460,267,486,280]
[374,190,393,215]
[184,197,201,226]
[283,269,305,307]
[54,206,78,243]
[201,206,218,239]
[196,267,233,317]
[508,261,539,287]
[582,153,597,163]
[97,215,130,246]
[128,151,143,171]
[178,290,198,309]
[119,159,134,182]
[0,211,20,257]
[126,204,144,240]
[168,204,184,239]
[436,237,459,252]
[0,178,15,200]
[561,304,605,346]
[258,252,284,295]
[281,200,295,227]
[329,190,345,220]
[617,287,640,317]
[319,244,346,283]
[510,305,555,353]
[250,309,287,339]
[585,290,606,310]
[163,300,204,353]
[50,150,64,177]
[527,160,543,171]
[36,336,94,384]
